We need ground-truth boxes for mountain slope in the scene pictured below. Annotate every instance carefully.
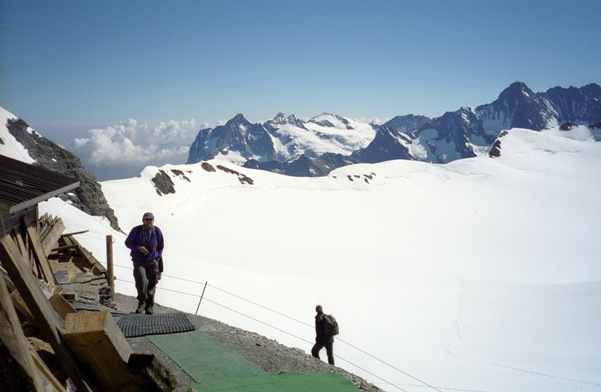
[0,107,120,230]
[49,123,600,392]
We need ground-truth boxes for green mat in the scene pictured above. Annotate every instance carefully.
[148,331,357,391]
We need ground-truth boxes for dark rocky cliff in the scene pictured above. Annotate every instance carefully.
[5,118,120,231]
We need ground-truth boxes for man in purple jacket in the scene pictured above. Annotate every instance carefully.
[125,212,164,314]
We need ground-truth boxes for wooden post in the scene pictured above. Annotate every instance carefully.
[106,235,114,300]
[195,281,208,315]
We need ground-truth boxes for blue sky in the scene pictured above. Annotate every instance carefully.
[1,0,600,145]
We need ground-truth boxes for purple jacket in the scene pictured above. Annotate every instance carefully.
[125,225,164,269]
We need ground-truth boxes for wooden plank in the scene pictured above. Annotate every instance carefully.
[29,344,67,392]
[62,235,76,248]
[51,244,79,252]
[77,244,107,274]
[39,212,50,227]
[39,213,55,242]
[13,231,28,258]
[39,222,51,242]
[126,353,177,392]
[0,272,48,392]
[60,292,77,301]
[49,293,77,322]
[0,234,95,392]
[10,289,35,323]
[61,230,90,237]
[0,208,30,238]
[25,220,58,286]
[63,311,134,390]
[42,218,65,256]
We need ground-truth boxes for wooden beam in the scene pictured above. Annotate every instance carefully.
[29,343,67,392]
[41,217,65,256]
[77,244,107,274]
[49,293,77,322]
[61,230,89,237]
[63,311,134,390]
[126,353,178,391]
[39,212,50,226]
[0,272,47,392]
[51,244,79,252]
[25,218,58,286]
[10,289,35,323]
[12,230,28,258]
[0,234,95,392]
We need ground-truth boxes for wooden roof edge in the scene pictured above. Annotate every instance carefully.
[1,181,80,215]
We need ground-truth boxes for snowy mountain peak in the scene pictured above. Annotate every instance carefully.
[226,113,251,127]
[382,114,431,133]
[501,81,535,99]
[269,112,301,126]
[308,113,351,128]
[186,82,600,176]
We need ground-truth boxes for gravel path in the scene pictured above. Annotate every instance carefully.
[114,293,383,392]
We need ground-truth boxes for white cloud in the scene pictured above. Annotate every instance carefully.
[70,118,200,166]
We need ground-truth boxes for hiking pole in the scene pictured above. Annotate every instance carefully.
[195,281,208,315]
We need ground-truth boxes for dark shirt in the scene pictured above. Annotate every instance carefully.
[315,313,334,344]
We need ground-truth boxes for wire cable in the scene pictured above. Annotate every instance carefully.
[202,296,408,392]
[115,266,446,391]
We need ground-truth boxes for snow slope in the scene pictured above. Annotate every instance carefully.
[0,107,35,163]
[38,126,601,392]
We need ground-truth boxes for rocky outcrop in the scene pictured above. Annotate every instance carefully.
[151,170,176,196]
[187,114,276,164]
[488,130,508,158]
[545,83,601,124]
[6,118,120,231]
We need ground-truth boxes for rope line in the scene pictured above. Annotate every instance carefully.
[207,283,314,328]
[336,336,443,392]
[202,297,407,392]
[114,264,449,391]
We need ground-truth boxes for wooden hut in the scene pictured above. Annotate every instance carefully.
[0,154,88,390]
[0,155,173,391]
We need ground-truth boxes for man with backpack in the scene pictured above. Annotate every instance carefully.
[125,212,164,315]
[311,304,336,365]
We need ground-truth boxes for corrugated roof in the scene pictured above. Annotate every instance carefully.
[0,154,80,214]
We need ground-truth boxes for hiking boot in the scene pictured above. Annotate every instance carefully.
[135,302,145,313]
[145,306,154,315]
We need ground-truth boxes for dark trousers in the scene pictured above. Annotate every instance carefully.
[311,341,335,365]
[133,259,158,307]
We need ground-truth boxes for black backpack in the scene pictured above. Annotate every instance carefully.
[323,314,339,336]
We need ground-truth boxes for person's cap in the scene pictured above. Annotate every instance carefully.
[143,212,154,219]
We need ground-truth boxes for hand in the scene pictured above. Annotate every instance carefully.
[157,272,162,281]
[137,246,149,255]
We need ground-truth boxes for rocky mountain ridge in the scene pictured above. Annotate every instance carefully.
[187,82,601,176]
[2,116,120,231]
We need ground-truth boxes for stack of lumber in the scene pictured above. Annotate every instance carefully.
[0,214,177,391]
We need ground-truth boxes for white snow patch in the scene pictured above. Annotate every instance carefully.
[0,107,35,163]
